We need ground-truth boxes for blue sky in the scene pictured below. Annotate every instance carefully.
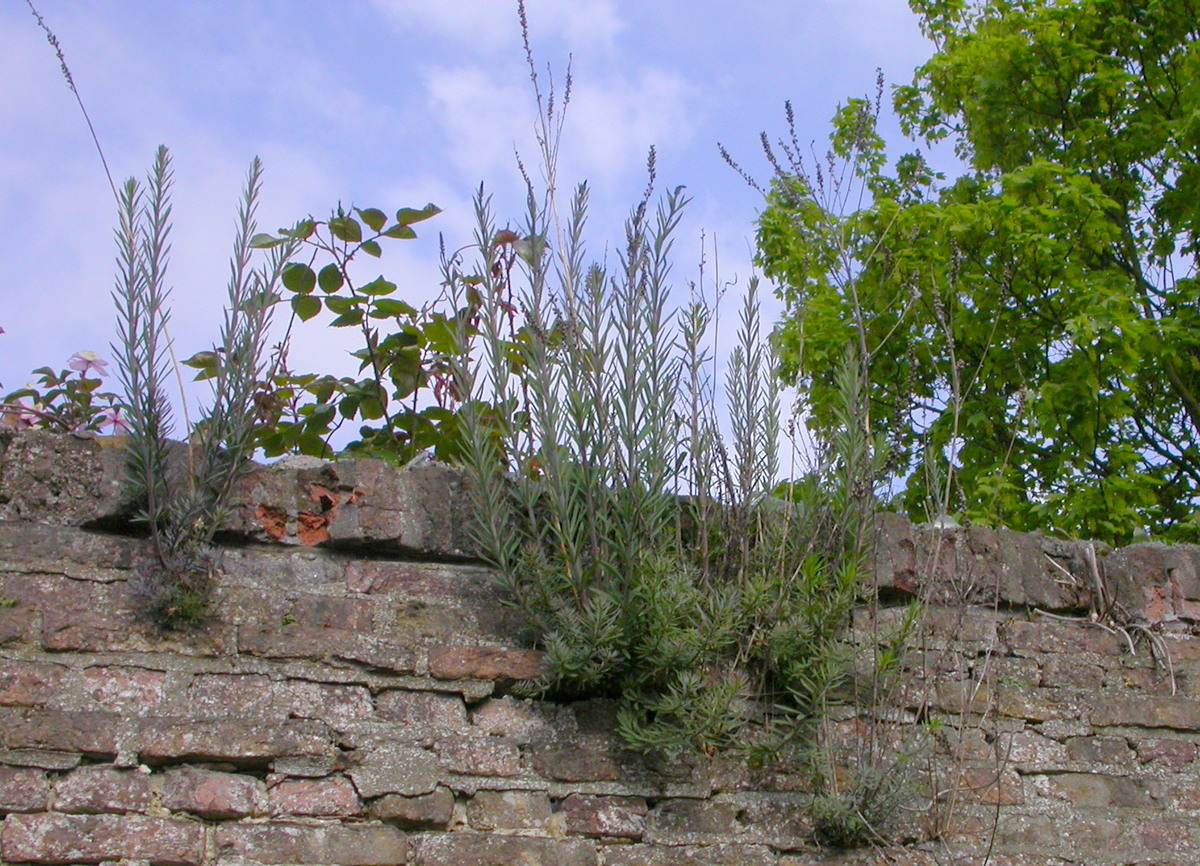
[1,0,937,423]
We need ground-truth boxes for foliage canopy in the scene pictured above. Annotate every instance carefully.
[758,0,1200,542]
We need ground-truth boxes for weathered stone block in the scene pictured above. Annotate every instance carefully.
[648,798,739,841]
[0,431,127,526]
[269,774,363,818]
[0,812,205,865]
[471,697,558,742]
[215,821,409,865]
[1091,695,1200,730]
[0,765,48,813]
[162,767,268,819]
[1135,737,1197,768]
[467,789,552,829]
[237,622,418,674]
[54,766,152,814]
[997,730,1069,766]
[376,689,467,731]
[286,680,374,724]
[1041,772,1149,807]
[1040,656,1105,690]
[0,662,66,707]
[1,709,120,757]
[1064,736,1132,765]
[348,743,440,797]
[136,718,333,764]
[186,673,275,719]
[954,767,1024,805]
[436,737,520,776]
[428,645,543,681]
[415,834,598,866]
[530,742,620,782]
[600,843,777,865]
[561,793,647,839]
[370,787,455,829]
[80,665,167,712]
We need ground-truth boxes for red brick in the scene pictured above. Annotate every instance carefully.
[376,690,466,729]
[0,766,48,813]
[1,709,119,757]
[81,666,166,712]
[428,645,543,681]
[0,662,65,707]
[162,767,267,818]
[136,718,333,763]
[561,793,647,839]
[436,737,520,776]
[216,821,409,865]
[269,775,362,817]
[54,766,152,813]
[0,812,204,865]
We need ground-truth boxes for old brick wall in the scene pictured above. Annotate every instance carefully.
[2,429,1200,865]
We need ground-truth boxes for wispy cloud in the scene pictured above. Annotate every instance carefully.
[371,0,623,54]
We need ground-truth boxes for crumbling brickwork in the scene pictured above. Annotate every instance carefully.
[2,429,1199,865]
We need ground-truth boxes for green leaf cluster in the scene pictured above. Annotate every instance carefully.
[229,203,501,466]
[759,0,1200,543]
[1,361,121,433]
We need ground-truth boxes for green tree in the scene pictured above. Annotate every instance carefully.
[757,0,1200,543]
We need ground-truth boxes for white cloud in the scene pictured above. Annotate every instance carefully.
[371,0,623,54]
[420,60,699,207]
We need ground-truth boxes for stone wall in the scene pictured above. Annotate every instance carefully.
[2,429,1200,865]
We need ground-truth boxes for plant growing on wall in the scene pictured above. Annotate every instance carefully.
[114,146,298,626]
[445,12,914,769]
[1,352,126,433]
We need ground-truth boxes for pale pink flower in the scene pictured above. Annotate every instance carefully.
[68,350,109,377]
[97,406,132,435]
